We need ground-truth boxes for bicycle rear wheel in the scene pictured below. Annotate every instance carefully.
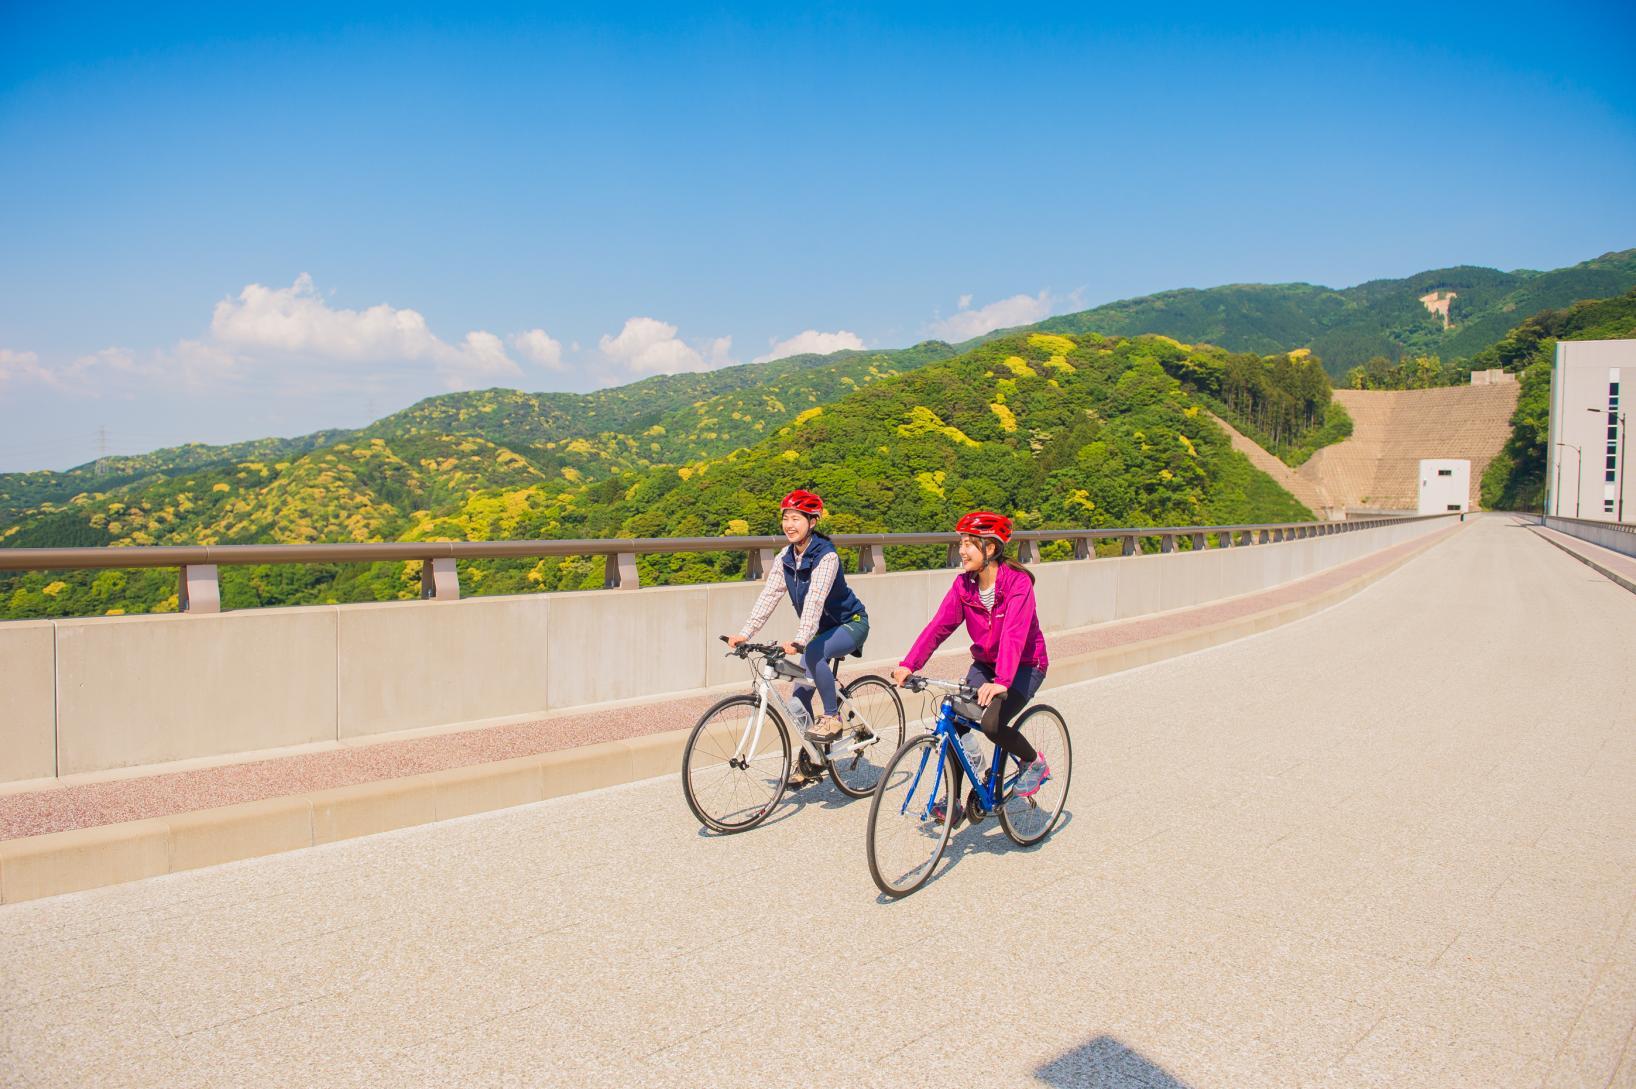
[827,675,906,798]
[682,695,791,833]
[998,704,1071,847]
[866,734,956,898]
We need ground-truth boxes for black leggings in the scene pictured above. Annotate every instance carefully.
[950,662,1043,797]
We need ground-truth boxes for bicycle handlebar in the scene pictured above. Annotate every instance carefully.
[902,674,979,699]
[718,635,788,660]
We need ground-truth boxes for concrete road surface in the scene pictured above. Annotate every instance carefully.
[4,515,1634,1088]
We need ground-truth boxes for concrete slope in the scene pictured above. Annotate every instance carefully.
[1299,384,1519,512]
[1206,411,1333,517]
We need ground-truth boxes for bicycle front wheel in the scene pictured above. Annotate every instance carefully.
[682,695,791,833]
[866,734,956,898]
[827,675,906,799]
[998,704,1071,847]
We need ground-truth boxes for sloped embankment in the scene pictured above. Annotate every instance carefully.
[1297,384,1520,512]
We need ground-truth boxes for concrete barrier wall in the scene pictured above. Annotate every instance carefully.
[54,609,338,776]
[1544,516,1636,559]
[0,621,55,781]
[5,518,1449,781]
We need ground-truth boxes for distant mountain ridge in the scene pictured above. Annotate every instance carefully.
[1033,249,1636,376]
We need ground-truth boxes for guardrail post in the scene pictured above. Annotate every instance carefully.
[420,558,459,600]
[178,565,220,613]
[1121,536,1138,556]
[1159,534,1176,554]
[1073,537,1091,560]
[856,543,885,574]
[1220,530,1237,548]
[944,542,961,568]
[1190,532,1207,551]
[1017,539,1037,563]
[745,547,776,580]
[603,552,639,590]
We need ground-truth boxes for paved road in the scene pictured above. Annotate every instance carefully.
[4,516,1634,1088]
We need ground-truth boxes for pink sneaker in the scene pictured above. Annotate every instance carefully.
[1013,755,1050,797]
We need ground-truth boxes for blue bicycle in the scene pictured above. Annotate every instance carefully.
[865,675,1071,897]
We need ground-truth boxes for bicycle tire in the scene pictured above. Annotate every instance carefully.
[997,704,1071,847]
[826,675,906,799]
[682,694,791,833]
[866,734,956,898]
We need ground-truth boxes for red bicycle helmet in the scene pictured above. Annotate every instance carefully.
[780,489,825,516]
[955,510,1012,544]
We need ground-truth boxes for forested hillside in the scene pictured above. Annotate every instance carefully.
[1,331,1325,619]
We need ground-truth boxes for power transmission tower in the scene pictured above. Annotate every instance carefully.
[95,426,109,478]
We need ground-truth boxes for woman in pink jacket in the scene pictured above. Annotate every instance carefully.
[892,511,1050,823]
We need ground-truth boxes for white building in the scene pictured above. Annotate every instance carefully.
[1548,340,1632,522]
[1418,459,1470,515]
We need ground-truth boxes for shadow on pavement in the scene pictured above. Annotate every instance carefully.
[1035,1035,1192,1088]
[872,807,1076,903]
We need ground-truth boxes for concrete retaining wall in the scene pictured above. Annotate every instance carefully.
[2,518,1449,782]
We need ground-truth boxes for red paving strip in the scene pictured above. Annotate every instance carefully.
[0,526,1459,841]
[1531,524,1636,592]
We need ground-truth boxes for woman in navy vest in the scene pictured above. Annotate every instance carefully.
[726,490,870,773]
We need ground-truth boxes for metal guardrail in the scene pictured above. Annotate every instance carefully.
[0,514,1456,614]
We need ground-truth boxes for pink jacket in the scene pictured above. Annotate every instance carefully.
[900,565,1049,688]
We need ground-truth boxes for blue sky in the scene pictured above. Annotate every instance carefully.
[2,2,1634,472]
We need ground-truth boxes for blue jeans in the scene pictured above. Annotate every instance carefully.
[791,615,869,718]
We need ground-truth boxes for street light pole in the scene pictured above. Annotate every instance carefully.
[1555,443,1582,518]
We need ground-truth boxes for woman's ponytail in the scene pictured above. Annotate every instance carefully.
[986,541,1035,584]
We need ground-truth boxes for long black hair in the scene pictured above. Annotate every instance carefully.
[978,537,1035,584]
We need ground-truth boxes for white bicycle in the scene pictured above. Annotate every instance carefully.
[682,638,906,833]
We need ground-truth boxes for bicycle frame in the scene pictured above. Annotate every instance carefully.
[900,695,1020,820]
[731,653,886,767]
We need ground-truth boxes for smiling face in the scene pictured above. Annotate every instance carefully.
[781,508,813,543]
[958,534,994,573]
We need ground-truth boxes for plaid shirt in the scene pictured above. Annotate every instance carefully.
[738,545,839,645]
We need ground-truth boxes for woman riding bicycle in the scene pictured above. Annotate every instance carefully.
[725,490,870,781]
[891,511,1050,821]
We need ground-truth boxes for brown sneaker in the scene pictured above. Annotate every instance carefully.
[804,714,844,744]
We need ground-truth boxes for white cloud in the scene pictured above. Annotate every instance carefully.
[598,317,734,380]
[927,291,1056,341]
[210,273,522,389]
[0,348,50,391]
[511,328,565,370]
[752,329,866,364]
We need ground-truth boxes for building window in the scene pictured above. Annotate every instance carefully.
[1437,469,1452,477]
[1446,504,1462,511]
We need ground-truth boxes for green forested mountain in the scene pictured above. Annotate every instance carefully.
[1478,289,1636,511]
[1,331,1322,619]
[0,342,955,523]
[0,430,354,521]
[1033,249,1636,377]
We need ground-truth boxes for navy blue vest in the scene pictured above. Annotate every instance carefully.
[782,535,866,633]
